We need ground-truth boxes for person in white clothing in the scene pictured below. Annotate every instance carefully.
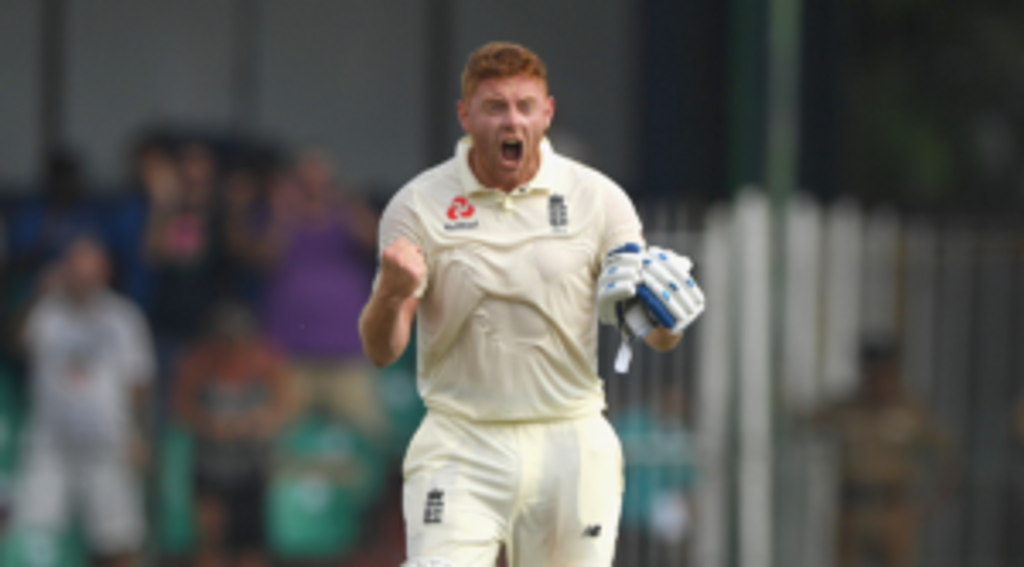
[13,235,154,567]
[360,42,705,566]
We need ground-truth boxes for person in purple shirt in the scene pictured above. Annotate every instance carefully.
[227,149,384,441]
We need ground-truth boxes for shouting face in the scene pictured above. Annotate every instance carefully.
[458,74,554,193]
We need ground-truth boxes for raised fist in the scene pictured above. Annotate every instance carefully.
[380,236,427,300]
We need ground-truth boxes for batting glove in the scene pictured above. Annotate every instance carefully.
[636,246,706,335]
[596,243,646,328]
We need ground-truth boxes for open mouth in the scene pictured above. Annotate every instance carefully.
[501,140,523,163]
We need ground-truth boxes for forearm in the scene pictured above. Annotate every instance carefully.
[359,290,418,368]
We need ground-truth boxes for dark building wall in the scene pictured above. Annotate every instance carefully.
[0,0,640,195]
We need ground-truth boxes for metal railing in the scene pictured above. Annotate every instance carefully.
[605,192,1024,567]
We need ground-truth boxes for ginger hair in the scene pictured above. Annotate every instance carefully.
[461,42,548,101]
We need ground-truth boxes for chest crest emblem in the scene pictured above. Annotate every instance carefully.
[549,194,568,231]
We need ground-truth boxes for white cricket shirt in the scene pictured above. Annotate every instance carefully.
[24,290,155,447]
[379,137,643,422]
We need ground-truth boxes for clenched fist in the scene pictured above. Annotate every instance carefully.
[379,236,427,300]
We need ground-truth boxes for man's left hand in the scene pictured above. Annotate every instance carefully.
[596,243,646,327]
[597,244,706,337]
[635,246,706,335]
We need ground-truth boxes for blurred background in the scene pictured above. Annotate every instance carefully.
[0,1,1022,566]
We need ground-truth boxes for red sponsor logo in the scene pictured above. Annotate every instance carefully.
[447,196,475,221]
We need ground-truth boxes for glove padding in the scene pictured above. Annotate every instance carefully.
[637,246,706,335]
[597,244,706,336]
[596,243,646,326]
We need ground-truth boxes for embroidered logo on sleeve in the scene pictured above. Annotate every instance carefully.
[424,488,445,524]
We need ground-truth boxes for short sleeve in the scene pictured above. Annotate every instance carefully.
[601,181,645,256]
[379,187,424,254]
[376,187,428,297]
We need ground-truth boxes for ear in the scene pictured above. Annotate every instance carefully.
[457,99,471,133]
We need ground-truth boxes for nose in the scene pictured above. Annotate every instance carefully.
[502,106,527,129]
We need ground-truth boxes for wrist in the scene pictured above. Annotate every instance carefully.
[377,284,416,310]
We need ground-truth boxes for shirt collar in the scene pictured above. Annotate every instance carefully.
[456,136,557,197]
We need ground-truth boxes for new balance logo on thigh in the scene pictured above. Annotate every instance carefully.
[582,524,602,538]
[424,488,445,524]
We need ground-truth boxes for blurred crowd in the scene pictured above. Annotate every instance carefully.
[0,131,417,567]
[0,130,989,567]
[0,128,706,567]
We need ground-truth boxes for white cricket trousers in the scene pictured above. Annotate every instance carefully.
[402,410,624,566]
[13,432,144,555]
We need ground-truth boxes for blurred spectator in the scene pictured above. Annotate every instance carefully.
[174,301,292,567]
[104,133,178,312]
[12,235,154,567]
[145,142,229,380]
[228,149,383,441]
[221,152,275,307]
[613,384,695,566]
[811,339,956,567]
[8,149,101,295]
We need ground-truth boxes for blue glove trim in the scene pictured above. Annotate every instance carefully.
[636,284,677,329]
[608,242,643,257]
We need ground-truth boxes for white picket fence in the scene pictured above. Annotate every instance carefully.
[605,190,1024,567]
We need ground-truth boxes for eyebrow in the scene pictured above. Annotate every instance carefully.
[481,94,540,105]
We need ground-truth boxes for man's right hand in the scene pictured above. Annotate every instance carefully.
[361,236,425,367]
[379,237,427,301]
